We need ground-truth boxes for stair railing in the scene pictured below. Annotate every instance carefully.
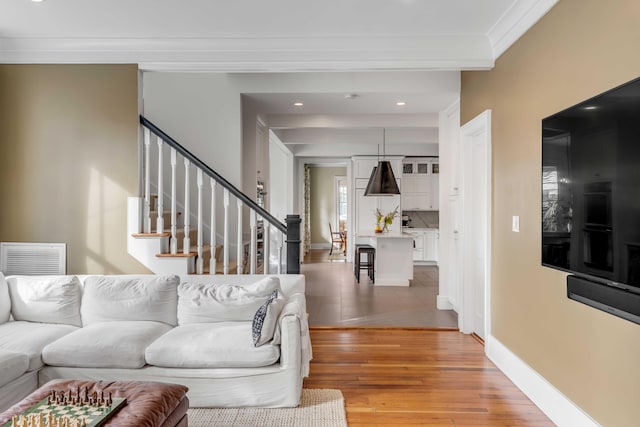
[140,116,301,275]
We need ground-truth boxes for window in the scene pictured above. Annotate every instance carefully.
[335,176,347,231]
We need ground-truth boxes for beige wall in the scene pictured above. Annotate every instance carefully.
[460,1,640,425]
[310,166,346,244]
[0,64,148,274]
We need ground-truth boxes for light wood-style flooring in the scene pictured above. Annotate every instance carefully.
[303,249,457,328]
[301,250,551,425]
[304,328,554,426]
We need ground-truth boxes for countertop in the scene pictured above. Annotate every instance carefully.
[402,226,439,230]
[356,232,414,239]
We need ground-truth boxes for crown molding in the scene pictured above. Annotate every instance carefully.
[488,0,559,59]
[0,35,494,72]
[0,0,558,72]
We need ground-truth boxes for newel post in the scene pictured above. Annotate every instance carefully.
[285,215,301,274]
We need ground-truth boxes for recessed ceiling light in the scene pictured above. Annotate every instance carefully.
[31,0,45,3]
[293,102,304,107]
[584,106,597,110]
[396,101,406,106]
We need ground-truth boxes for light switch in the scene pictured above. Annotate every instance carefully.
[512,215,520,232]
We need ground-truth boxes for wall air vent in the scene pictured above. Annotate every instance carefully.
[0,242,67,275]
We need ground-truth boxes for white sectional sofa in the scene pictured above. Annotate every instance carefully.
[0,273,310,412]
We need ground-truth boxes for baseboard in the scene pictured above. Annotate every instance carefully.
[485,335,598,427]
[436,295,453,310]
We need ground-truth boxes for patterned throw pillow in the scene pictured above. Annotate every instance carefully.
[252,290,285,346]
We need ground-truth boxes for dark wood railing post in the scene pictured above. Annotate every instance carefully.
[285,215,301,274]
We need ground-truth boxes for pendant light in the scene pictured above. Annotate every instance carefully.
[364,128,400,196]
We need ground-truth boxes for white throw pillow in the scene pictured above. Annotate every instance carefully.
[0,273,10,324]
[81,275,179,326]
[178,276,281,324]
[252,290,286,346]
[8,275,82,326]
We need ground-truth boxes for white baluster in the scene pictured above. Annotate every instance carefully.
[143,127,152,233]
[237,199,243,275]
[156,137,164,234]
[209,179,217,275]
[250,210,256,274]
[263,219,270,274]
[183,159,191,255]
[196,169,204,274]
[169,148,178,254]
[277,231,284,274]
[223,189,230,275]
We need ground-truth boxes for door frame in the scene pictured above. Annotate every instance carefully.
[459,109,492,339]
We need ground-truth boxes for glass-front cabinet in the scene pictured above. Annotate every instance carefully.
[402,157,439,211]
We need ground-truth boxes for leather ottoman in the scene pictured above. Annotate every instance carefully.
[0,379,188,427]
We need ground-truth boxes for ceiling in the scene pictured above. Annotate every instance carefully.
[1,0,558,158]
[1,0,558,71]
[243,81,455,157]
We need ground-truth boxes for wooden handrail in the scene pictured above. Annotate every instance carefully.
[140,115,287,234]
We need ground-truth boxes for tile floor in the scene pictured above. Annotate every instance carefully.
[302,249,458,328]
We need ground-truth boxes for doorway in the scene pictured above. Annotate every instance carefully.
[459,110,492,340]
[305,164,348,261]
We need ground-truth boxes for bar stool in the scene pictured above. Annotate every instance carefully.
[354,244,375,283]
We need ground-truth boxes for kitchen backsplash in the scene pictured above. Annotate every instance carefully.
[403,211,439,228]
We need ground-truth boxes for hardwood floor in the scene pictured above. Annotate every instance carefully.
[304,328,554,426]
[301,250,551,425]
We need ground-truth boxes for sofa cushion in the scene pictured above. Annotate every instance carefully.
[0,321,78,371]
[0,349,29,388]
[177,276,281,324]
[145,322,280,368]
[81,275,179,326]
[252,290,286,346]
[42,321,172,369]
[7,276,82,326]
[0,273,9,324]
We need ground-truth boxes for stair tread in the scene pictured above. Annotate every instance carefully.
[132,232,171,238]
[156,252,197,258]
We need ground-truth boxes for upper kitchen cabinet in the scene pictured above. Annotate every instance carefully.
[402,157,439,211]
[352,156,403,236]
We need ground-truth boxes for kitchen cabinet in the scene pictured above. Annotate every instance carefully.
[356,232,414,286]
[404,228,439,263]
[352,157,403,237]
[355,158,379,179]
[402,157,439,211]
[424,229,439,262]
[412,230,424,261]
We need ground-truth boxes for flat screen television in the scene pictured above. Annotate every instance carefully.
[542,76,640,324]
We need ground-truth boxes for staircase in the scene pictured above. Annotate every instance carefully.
[128,116,301,275]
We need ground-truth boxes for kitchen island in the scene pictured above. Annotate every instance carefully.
[356,232,414,286]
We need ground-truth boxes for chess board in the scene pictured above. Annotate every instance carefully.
[1,396,127,427]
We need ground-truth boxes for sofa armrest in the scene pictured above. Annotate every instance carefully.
[277,293,312,377]
[278,315,301,371]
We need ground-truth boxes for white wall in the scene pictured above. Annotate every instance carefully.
[143,73,243,187]
[269,130,294,222]
[144,71,460,198]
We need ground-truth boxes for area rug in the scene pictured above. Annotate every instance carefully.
[188,389,347,427]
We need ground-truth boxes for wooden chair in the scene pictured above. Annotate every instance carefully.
[329,222,345,255]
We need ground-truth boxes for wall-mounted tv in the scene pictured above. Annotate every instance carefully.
[542,76,640,324]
